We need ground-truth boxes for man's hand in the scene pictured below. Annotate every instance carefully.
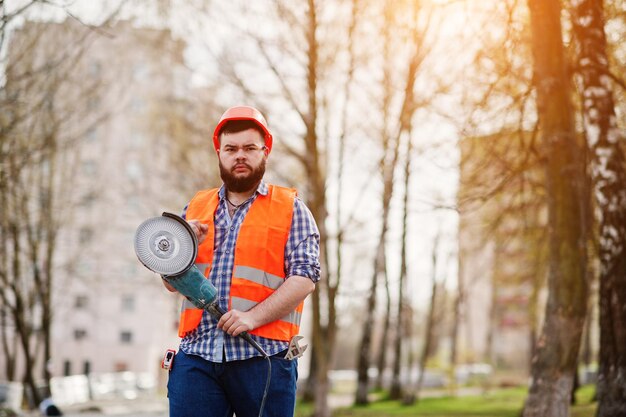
[218,310,257,337]
[187,219,209,244]
[162,278,177,293]
[218,275,315,337]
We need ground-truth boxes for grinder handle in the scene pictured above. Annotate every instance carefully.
[209,303,268,358]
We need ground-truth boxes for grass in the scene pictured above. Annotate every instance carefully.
[296,385,597,417]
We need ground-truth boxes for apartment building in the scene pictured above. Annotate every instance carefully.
[2,19,202,384]
[457,132,548,370]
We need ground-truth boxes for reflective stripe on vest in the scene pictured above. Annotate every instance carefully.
[177,185,301,341]
[230,264,304,325]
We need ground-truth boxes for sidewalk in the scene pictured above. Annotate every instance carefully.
[19,396,169,417]
[17,386,488,416]
[66,398,168,417]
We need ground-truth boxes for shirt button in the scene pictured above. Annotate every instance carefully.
[230,227,234,231]
[225,250,230,254]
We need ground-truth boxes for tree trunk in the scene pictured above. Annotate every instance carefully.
[485,254,498,366]
[355,1,396,402]
[570,1,626,415]
[375,278,391,391]
[390,128,414,400]
[355,236,386,405]
[411,232,440,404]
[302,2,335,416]
[448,279,463,396]
[355,0,426,403]
[522,1,588,416]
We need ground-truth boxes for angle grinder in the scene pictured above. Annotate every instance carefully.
[133,212,266,356]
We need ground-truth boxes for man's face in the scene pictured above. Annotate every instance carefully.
[217,128,268,193]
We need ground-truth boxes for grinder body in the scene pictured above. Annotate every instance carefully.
[163,265,230,327]
[164,265,218,310]
[135,212,266,356]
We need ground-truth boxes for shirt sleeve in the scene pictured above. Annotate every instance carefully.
[285,197,321,282]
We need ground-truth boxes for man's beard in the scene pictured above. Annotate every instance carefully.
[219,158,266,193]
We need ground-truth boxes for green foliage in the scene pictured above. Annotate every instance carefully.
[307,386,598,417]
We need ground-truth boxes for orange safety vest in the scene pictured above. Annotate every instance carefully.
[177,184,303,341]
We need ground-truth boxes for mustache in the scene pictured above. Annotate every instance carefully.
[218,158,266,193]
[232,163,252,170]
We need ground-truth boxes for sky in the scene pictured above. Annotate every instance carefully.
[3,0,497,310]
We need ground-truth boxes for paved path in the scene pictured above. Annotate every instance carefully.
[22,387,488,416]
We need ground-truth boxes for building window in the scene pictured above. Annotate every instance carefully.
[125,263,137,278]
[130,133,144,149]
[132,64,148,81]
[63,360,71,376]
[130,98,145,112]
[75,295,88,309]
[79,227,93,244]
[74,329,88,341]
[120,331,133,344]
[80,192,97,207]
[77,261,93,275]
[85,128,98,142]
[127,195,140,211]
[126,161,142,180]
[87,96,100,111]
[121,295,135,312]
[82,160,97,176]
[89,61,102,77]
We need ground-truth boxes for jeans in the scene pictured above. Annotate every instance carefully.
[167,349,298,417]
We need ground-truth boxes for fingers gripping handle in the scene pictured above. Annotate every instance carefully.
[163,265,267,357]
[208,303,268,358]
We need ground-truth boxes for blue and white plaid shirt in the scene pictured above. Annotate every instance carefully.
[179,181,320,362]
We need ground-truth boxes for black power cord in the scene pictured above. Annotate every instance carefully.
[233,331,271,417]
[210,304,272,417]
[258,355,272,417]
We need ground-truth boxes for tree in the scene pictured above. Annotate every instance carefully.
[445,0,548,375]
[570,0,626,415]
[354,0,399,403]
[199,1,339,414]
[389,130,414,400]
[522,0,588,416]
[410,229,441,404]
[354,0,434,404]
[0,10,117,406]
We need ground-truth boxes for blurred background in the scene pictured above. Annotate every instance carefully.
[0,1,625,416]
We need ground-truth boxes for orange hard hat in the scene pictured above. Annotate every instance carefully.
[212,106,273,153]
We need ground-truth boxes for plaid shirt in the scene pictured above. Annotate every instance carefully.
[179,181,320,362]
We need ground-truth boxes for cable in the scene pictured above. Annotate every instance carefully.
[231,327,270,417]
[257,355,272,417]
[245,337,271,417]
[209,304,272,417]
[243,337,271,417]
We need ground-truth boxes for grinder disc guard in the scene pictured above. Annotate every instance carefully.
[134,213,197,276]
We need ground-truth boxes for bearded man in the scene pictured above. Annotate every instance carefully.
[163,106,320,417]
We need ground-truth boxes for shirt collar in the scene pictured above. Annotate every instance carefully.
[218,180,268,199]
